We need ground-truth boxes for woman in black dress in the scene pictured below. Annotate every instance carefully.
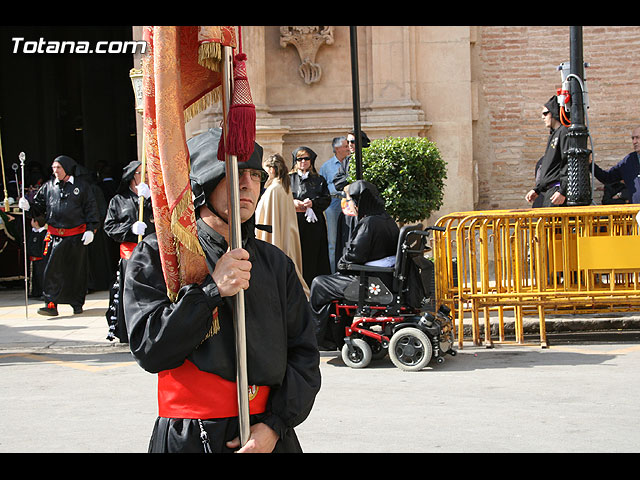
[289,146,331,287]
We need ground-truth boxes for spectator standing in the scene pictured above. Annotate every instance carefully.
[591,126,640,204]
[319,136,349,273]
[290,146,332,287]
[255,153,309,298]
[525,96,570,207]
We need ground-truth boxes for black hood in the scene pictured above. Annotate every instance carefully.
[117,160,142,194]
[53,155,77,177]
[189,128,264,211]
[348,180,387,219]
[544,96,561,121]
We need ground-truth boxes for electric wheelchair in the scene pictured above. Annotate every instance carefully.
[327,224,456,371]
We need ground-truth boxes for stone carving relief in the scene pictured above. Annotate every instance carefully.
[279,26,334,85]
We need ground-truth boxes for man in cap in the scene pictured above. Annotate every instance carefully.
[123,128,321,453]
[19,155,100,315]
[525,96,570,207]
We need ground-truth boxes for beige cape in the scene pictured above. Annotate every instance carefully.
[255,178,310,299]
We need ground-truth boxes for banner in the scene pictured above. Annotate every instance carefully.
[141,26,236,310]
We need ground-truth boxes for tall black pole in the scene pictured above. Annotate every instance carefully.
[349,26,362,180]
[566,26,592,206]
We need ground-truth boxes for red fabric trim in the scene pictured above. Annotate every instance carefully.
[120,242,137,259]
[47,224,86,237]
[157,359,270,419]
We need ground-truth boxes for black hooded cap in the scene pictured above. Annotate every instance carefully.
[291,146,318,170]
[117,160,142,194]
[53,155,77,177]
[544,96,561,121]
[188,128,264,210]
[348,180,386,219]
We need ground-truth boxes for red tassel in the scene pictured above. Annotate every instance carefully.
[218,53,256,162]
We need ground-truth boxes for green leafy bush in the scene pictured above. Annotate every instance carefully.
[347,136,447,224]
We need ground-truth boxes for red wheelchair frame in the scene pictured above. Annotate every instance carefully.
[328,225,456,371]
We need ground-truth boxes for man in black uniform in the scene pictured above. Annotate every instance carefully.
[525,96,570,207]
[103,160,155,343]
[19,155,99,316]
[309,180,399,348]
[123,128,320,453]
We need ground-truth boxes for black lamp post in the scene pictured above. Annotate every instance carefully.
[566,26,592,206]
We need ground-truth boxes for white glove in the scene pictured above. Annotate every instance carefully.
[305,207,318,223]
[136,182,151,199]
[636,210,640,227]
[18,197,30,211]
[131,221,147,236]
[81,230,94,246]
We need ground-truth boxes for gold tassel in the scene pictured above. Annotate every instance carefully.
[201,308,220,343]
[197,42,222,71]
[183,87,221,124]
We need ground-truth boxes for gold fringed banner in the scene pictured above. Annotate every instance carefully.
[142,26,236,336]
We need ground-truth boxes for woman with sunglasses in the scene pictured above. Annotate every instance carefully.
[289,146,331,288]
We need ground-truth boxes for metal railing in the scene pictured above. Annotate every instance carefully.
[433,205,640,348]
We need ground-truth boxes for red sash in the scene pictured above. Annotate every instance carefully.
[47,224,86,237]
[157,359,270,419]
[120,242,137,259]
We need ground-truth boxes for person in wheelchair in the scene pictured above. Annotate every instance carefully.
[309,180,399,349]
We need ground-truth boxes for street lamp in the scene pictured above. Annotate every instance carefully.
[129,67,144,114]
[129,66,146,242]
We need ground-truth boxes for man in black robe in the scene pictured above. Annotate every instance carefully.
[309,180,399,348]
[123,128,321,453]
[103,160,154,343]
[525,96,570,207]
[19,155,99,316]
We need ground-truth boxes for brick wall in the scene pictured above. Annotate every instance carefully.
[475,26,640,210]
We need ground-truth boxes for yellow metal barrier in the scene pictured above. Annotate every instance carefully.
[433,205,640,349]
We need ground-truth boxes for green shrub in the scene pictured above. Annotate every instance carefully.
[347,136,447,224]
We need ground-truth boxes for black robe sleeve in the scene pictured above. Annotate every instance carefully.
[332,157,350,193]
[312,176,331,215]
[262,252,321,436]
[80,180,100,232]
[123,235,223,373]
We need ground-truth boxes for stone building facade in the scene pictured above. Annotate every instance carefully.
[135,26,640,222]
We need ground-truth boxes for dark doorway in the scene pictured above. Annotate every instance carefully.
[0,26,138,187]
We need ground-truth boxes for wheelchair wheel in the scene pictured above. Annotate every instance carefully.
[389,327,432,371]
[341,338,372,369]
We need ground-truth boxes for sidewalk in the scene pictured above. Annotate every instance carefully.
[0,287,128,353]
[1,286,640,352]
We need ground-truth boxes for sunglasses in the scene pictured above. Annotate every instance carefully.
[542,110,551,116]
[296,157,312,162]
